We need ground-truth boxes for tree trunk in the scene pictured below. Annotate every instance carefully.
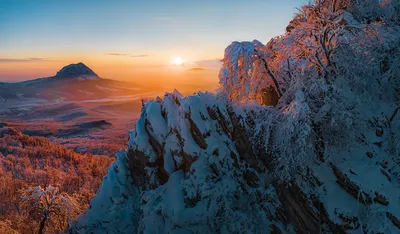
[260,57,283,97]
[37,216,47,234]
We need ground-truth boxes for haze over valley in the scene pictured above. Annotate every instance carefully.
[0,62,160,156]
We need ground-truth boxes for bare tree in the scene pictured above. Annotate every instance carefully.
[20,186,79,234]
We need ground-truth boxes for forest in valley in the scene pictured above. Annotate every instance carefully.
[0,125,113,233]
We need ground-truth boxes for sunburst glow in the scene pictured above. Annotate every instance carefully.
[173,57,183,66]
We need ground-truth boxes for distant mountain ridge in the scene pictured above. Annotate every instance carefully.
[0,62,145,106]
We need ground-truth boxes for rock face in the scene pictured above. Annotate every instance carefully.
[54,62,99,80]
[74,89,400,233]
[126,91,282,233]
[73,1,400,233]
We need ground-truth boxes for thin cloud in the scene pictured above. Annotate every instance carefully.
[153,17,172,21]
[131,55,149,58]
[194,59,222,69]
[106,53,129,56]
[106,53,150,58]
[188,67,206,71]
[0,58,57,63]
[142,64,167,68]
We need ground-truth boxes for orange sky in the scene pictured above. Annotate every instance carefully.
[0,0,308,92]
[0,54,221,93]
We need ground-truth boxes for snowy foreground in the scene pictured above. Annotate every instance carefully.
[72,1,400,233]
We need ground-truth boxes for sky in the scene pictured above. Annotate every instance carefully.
[0,0,308,89]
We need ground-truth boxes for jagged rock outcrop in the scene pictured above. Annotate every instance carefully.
[127,91,282,232]
[74,89,400,233]
[73,1,400,233]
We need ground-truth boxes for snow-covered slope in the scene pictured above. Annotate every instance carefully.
[73,150,140,233]
[127,90,283,233]
[74,90,285,233]
[73,1,400,233]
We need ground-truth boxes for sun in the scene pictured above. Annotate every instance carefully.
[173,57,184,66]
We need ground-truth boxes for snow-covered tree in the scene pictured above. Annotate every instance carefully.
[219,40,282,106]
[20,186,79,234]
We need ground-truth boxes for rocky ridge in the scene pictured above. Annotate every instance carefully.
[73,1,400,233]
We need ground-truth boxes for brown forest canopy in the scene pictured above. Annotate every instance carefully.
[0,126,114,233]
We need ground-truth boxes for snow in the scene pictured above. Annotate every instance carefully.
[333,10,362,28]
[73,150,140,233]
[77,90,94,96]
[75,1,400,233]
[79,93,157,103]
[122,91,284,233]
[95,85,119,92]
[76,75,98,81]
[144,101,168,141]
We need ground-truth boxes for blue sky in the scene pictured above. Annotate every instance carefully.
[0,0,309,82]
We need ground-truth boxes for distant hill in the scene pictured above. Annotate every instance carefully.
[54,62,100,80]
[0,62,143,103]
